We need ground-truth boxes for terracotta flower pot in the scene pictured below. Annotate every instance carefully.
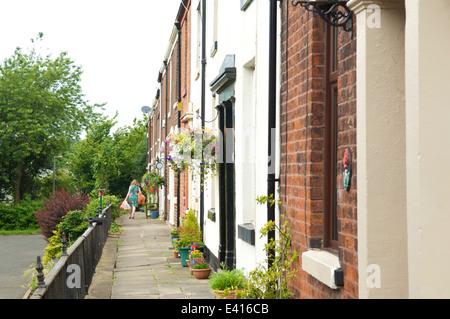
[192,267,212,279]
[214,289,240,299]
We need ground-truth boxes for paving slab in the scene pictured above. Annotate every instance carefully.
[85,211,214,299]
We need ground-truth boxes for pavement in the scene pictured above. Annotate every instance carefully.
[0,234,47,299]
[85,211,215,299]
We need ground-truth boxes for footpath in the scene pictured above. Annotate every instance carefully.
[85,211,214,299]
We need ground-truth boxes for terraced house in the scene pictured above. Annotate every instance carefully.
[147,0,450,299]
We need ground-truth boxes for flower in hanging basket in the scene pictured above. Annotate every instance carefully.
[164,127,219,175]
[142,172,165,194]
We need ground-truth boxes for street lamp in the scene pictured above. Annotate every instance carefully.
[53,155,64,193]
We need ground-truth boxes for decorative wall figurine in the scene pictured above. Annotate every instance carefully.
[343,147,352,191]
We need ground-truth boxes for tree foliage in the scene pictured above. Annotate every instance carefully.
[68,115,147,196]
[68,116,117,194]
[0,34,101,203]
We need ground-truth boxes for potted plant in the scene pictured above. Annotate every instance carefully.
[174,236,203,267]
[189,249,203,263]
[208,263,247,299]
[170,228,179,247]
[142,172,164,217]
[188,249,203,275]
[190,258,212,280]
[171,237,180,258]
[174,209,204,267]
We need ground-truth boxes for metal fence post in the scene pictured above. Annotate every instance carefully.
[36,256,46,289]
[61,232,68,256]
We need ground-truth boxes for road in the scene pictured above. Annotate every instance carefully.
[0,234,47,299]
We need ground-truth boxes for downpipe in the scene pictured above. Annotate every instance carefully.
[267,0,279,268]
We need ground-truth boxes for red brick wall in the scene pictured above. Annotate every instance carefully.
[280,3,358,299]
[157,1,192,223]
[180,2,191,216]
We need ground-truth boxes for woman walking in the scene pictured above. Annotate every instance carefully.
[125,179,142,219]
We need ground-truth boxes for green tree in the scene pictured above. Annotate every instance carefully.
[68,116,117,194]
[110,118,147,195]
[0,34,101,203]
[68,115,147,197]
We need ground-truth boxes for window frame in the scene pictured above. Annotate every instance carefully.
[324,24,339,251]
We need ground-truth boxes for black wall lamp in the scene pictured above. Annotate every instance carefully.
[292,0,354,38]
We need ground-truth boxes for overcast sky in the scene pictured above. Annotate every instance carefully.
[0,0,181,131]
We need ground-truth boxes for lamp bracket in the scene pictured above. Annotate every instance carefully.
[292,1,353,38]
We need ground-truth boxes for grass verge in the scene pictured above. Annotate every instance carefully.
[0,228,41,236]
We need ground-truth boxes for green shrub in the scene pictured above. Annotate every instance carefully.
[58,210,89,242]
[42,230,62,266]
[26,193,122,291]
[86,194,120,219]
[0,198,43,231]
[209,265,247,291]
[42,209,90,266]
[175,208,203,247]
[175,228,203,248]
[183,208,200,232]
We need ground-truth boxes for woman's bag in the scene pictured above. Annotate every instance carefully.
[120,200,130,210]
[138,193,146,205]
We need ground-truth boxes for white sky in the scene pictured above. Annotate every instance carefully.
[0,0,181,131]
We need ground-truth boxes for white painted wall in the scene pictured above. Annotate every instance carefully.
[349,0,450,298]
[188,0,281,273]
[405,0,450,299]
[235,0,276,271]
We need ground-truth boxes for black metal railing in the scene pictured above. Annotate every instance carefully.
[29,201,112,299]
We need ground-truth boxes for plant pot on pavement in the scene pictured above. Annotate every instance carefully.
[214,290,240,299]
[150,211,159,219]
[192,267,212,280]
[171,236,179,247]
[178,247,190,267]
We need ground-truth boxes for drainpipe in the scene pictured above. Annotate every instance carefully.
[164,60,168,222]
[200,0,206,238]
[176,21,182,228]
[267,0,278,267]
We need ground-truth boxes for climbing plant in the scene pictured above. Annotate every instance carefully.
[240,194,298,299]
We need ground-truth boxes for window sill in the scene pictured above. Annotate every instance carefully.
[238,223,255,245]
[302,250,343,289]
